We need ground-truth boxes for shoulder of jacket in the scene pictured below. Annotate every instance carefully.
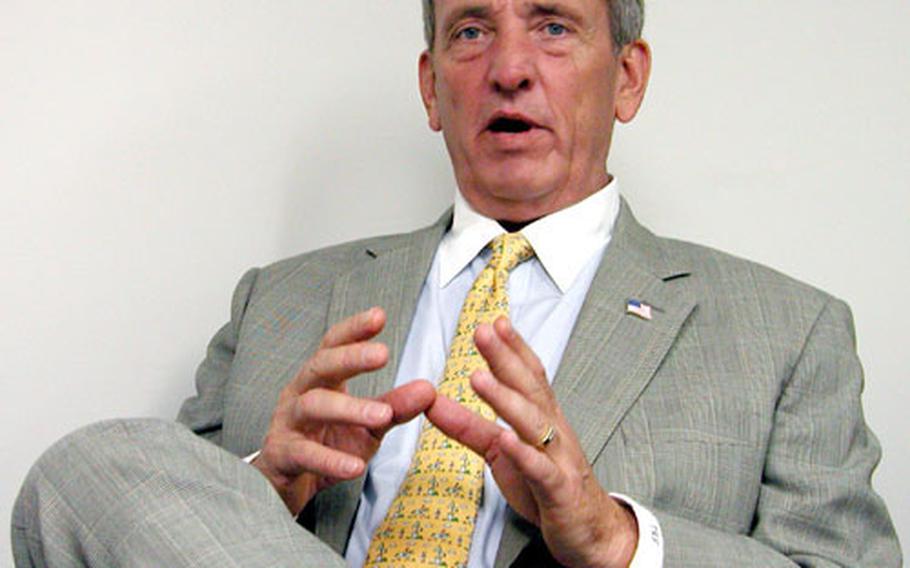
[656,235,838,313]
[250,220,445,295]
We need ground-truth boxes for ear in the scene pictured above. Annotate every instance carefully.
[419,51,442,132]
[614,39,652,123]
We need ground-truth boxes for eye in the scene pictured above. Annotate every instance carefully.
[455,26,483,41]
[544,22,568,36]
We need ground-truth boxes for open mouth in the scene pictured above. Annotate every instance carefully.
[487,116,536,134]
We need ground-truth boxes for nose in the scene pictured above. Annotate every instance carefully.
[487,28,535,95]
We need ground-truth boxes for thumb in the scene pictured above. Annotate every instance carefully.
[371,379,436,438]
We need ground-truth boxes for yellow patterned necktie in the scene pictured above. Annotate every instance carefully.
[365,232,535,568]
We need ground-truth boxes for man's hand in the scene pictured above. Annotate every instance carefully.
[426,317,638,568]
[253,307,435,516]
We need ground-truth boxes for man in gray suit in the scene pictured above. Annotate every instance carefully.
[13,0,901,566]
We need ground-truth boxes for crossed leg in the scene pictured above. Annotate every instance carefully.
[12,419,346,567]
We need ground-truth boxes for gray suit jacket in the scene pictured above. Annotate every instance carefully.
[177,200,901,566]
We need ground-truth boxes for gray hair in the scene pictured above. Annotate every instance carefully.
[421,0,645,52]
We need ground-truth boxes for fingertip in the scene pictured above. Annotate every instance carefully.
[495,316,518,343]
[407,379,438,414]
[423,398,442,425]
[419,380,438,405]
[363,343,389,367]
[501,429,521,447]
[471,369,494,391]
[426,392,456,422]
[363,306,386,332]
[427,390,450,411]
[410,377,436,394]
[474,322,494,345]
[380,380,438,428]
[341,456,365,478]
[408,379,437,407]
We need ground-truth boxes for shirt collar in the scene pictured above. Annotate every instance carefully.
[438,179,620,292]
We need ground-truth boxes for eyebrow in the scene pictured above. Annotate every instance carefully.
[441,2,584,36]
[526,2,583,23]
[441,5,491,38]
[442,1,582,41]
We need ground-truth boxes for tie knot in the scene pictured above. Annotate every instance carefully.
[489,232,534,272]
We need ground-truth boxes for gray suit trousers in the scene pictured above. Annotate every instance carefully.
[12,419,345,567]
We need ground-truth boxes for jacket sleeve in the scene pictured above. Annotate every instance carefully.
[657,297,901,567]
[176,268,260,446]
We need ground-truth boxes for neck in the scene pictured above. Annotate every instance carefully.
[459,174,614,225]
[497,219,538,233]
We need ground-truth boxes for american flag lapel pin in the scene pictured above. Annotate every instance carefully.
[626,299,654,321]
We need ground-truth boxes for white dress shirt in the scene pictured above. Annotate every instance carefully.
[344,180,662,567]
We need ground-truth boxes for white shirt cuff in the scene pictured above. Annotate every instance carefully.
[610,493,663,568]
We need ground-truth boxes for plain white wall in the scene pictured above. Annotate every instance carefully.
[2,0,907,560]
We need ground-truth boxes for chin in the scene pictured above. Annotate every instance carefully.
[482,156,559,190]
[483,178,548,201]
[466,176,563,222]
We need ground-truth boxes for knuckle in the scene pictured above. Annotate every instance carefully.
[543,388,558,406]
[301,387,322,404]
[288,448,309,473]
[309,348,343,382]
[566,467,585,488]
[321,322,346,348]
[259,443,283,469]
[313,450,339,475]
[342,345,366,370]
[295,391,315,418]
[296,388,329,420]
[338,346,354,369]
[527,382,549,401]
[312,347,335,379]
[299,357,322,383]
[262,423,289,449]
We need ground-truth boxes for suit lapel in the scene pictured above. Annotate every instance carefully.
[314,211,451,555]
[495,200,697,567]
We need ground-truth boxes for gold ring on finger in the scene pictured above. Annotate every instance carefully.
[536,424,556,450]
